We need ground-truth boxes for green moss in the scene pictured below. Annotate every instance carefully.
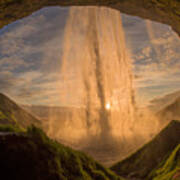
[0,124,24,133]
[0,124,123,179]
[111,120,180,179]
[149,144,180,180]
[0,110,19,125]
[10,113,17,123]
[21,125,123,180]
[0,111,7,119]
[0,93,41,128]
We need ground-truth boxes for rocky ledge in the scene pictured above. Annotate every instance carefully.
[0,0,180,36]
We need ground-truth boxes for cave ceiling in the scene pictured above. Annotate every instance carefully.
[0,0,180,36]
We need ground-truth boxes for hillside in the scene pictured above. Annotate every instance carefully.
[149,144,180,180]
[162,97,180,117]
[22,105,86,131]
[149,90,180,112]
[22,105,82,120]
[111,120,180,179]
[0,125,123,180]
[157,97,180,126]
[0,93,40,128]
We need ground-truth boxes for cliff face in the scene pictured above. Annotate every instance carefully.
[0,0,180,36]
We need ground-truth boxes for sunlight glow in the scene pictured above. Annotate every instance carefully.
[105,103,111,110]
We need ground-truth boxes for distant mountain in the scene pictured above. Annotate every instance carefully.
[0,125,123,180]
[22,104,86,134]
[157,97,180,126]
[0,93,40,128]
[149,90,180,112]
[22,104,85,121]
[22,105,80,119]
[111,120,180,179]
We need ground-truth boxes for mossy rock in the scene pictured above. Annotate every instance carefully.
[0,125,124,180]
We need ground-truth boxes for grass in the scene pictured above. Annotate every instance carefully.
[0,111,7,120]
[111,120,180,179]
[26,125,122,180]
[0,110,18,125]
[150,144,180,180]
[0,124,24,133]
[0,94,123,179]
[0,93,40,128]
[0,124,123,180]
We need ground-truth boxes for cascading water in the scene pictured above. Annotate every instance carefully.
[48,6,136,145]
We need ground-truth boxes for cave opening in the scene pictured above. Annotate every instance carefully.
[0,5,180,166]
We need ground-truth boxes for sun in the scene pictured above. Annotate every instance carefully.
[105,103,111,110]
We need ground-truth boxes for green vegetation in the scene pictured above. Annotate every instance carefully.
[26,126,123,180]
[0,109,17,125]
[150,144,180,180]
[0,124,123,180]
[1,122,179,180]
[0,111,7,119]
[0,93,123,180]
[0,93,179,179]
[0,93,41,128]
[111,120,180,179]
[0,124,24,133]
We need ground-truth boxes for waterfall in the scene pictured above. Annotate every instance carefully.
[50,6,136,144]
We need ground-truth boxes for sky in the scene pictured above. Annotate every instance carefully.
[122,15,180,105]
[0,6,180,107]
